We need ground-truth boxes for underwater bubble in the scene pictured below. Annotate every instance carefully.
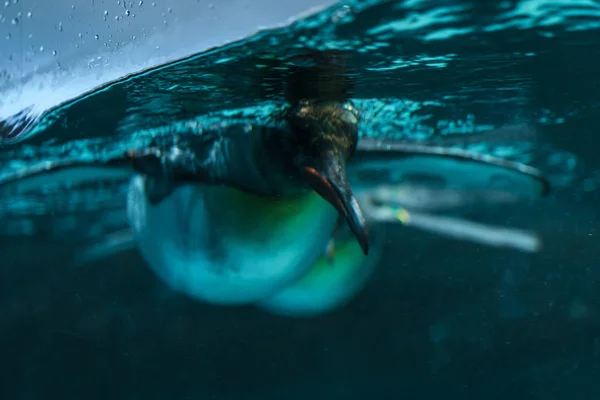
[26,10,31,18]
[10,17,17,24]
[94,34,99,39]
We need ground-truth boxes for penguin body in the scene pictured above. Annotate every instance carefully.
[127,174,339,304]
[258,225,384,317]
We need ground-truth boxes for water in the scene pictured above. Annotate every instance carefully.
[1,0,600,398]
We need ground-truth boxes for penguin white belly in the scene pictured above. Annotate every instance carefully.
[257,228,384,317]
[126,175,338,304]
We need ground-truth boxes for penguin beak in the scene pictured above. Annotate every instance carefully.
[302,158,369,255]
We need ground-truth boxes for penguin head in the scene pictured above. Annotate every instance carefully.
[284,99,369,255]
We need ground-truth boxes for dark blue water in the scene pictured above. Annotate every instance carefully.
[1,0,600,399]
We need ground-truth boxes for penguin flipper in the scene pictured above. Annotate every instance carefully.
[0,144,186,204]
[352,138,551,198]
[363,203,542,253]
[0,155,133,191]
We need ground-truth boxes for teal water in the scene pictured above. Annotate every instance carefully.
[1,0,600,399]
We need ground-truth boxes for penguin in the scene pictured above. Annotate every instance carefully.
[119,98,368,304]
[100,52,370,304]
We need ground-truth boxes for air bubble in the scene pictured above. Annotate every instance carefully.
[11,17,17,24]
[94,34,99,39]
[39,45,44,51]
[26,10,31,18]
[138,0,143,5]
[52,50,57,56]
[125,9,130,16]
